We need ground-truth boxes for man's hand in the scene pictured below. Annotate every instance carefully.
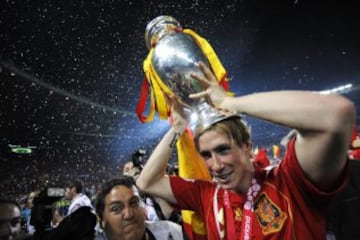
[165,94,188,134]
[189,61,229,110]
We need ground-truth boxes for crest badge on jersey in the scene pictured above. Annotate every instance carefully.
[254,193,288,235]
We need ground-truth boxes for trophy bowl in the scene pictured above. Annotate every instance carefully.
[145,15,240,132]
[145,15,210,111]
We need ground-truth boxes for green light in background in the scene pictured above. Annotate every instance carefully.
[11,147,32,154]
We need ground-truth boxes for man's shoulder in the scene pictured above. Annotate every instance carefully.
[145,220,183,239]
[145,219,181,227]
[65,206,96,225]
[170,176,215,188]
[170,176,216,201]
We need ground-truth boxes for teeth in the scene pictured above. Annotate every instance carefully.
[216,172,230,180]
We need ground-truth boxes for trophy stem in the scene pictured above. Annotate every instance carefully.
[190,101,240,133]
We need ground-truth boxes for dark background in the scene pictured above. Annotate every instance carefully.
[1,0,359,198]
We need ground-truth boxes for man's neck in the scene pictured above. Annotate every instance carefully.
[71,193,81,201]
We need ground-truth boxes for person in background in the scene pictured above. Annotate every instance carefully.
[94,176,184,240]
[50,197,70,228]
[123,160,161,221]
[326,126,360,240]
[123,161,141,181]
[0,199,32,240]
[136,61,355,239]
[41,203,96,240]
[348,126,360,160]
[40,180,97,240]
[20,192,36,236]
[123,158,182,224]
[64,180,93,217]
[252,148,270,170]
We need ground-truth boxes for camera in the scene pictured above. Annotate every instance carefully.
[132,149,146,169]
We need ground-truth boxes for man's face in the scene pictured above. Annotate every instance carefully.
[102,185,146,240]
[123,162,141,180]
[64,187,74,200]
[0,202,21,240]
[123,162,134,174]
[198,129,254,194]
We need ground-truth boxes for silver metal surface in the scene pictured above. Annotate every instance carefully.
[192,102,241,134]
[151,32,209,110]
[144,15,181,50]
[145,15,240,132]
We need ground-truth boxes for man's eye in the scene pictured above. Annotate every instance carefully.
[110,206,123,213]
[215,145,231,155]
[200,151,211,160]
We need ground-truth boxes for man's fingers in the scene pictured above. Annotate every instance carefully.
[197,61,217,82]
[189,91,207,99]
[190,72,208,84]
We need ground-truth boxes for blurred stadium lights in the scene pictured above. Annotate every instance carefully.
[319,83,353,95]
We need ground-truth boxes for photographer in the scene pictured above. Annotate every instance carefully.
[123,150,182,224]
[31,181,96,240]
[30,187,61,238]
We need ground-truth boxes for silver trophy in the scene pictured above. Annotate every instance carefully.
[145,15,239,132]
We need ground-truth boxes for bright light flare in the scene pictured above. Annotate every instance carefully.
[319,83,352,95]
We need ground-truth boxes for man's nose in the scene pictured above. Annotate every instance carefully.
[123,206,134,219]
[211,155,223,171]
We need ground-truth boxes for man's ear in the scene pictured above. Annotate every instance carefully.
[245,142,252,156]
[71,186,77,194]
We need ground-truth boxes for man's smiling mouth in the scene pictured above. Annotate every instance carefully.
[214,171,233,182]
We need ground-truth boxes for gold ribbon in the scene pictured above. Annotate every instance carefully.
[142,28,232,122]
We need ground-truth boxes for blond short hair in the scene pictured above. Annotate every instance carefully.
[194,117,251,151]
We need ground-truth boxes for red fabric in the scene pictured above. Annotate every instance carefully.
[136,78,149,123]
[170,139,348,239]
[182,223,207,240]
[349,149,360,160]
[219,78,230,91]
[350,125,359,149]
[253,149,270,169]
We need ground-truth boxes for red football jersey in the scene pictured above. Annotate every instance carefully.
[170,139,348,240]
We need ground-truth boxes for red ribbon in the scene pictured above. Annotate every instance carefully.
[224,191,237,239]
[136,78,149,123]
